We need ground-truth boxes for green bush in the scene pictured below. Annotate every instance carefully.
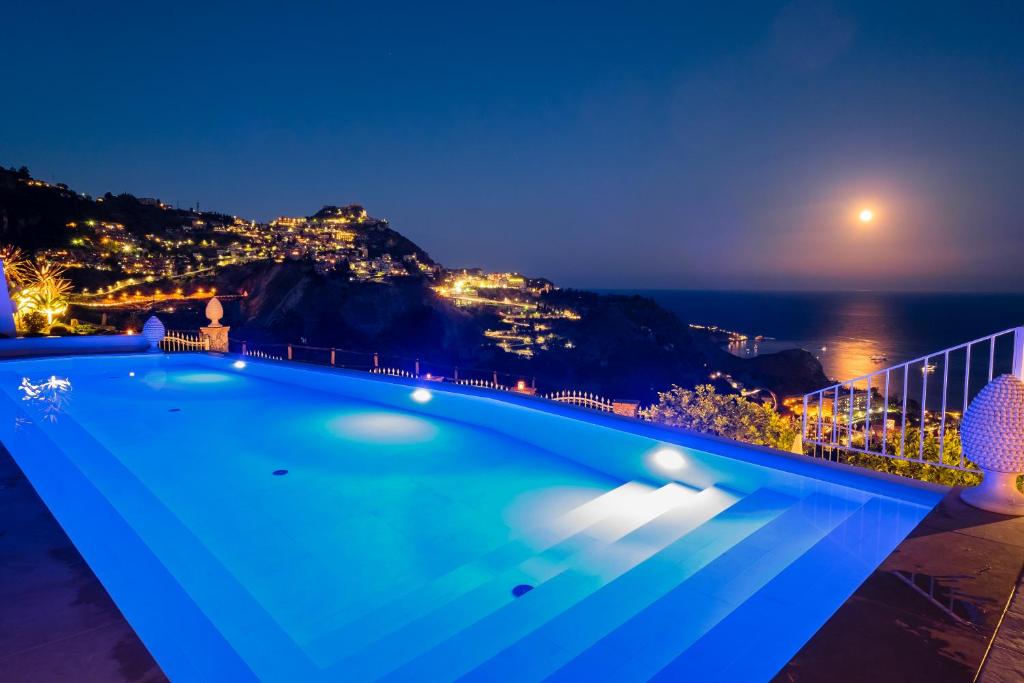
[646,384,799,452]
[19,311,47,335]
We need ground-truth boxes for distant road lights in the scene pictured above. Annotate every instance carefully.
[411,388,433,404]
[652,447,686,471]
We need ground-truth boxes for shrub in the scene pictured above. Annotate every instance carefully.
[646,384,800,452]
[19,311,47,335]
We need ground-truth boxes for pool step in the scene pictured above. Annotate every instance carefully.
[321,483,720,679]
[539,491,866,682]
[302,481,673,665]
[376,487,792,682]
[649,496,903,682]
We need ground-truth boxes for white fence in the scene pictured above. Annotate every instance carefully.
[544,390,615,412]
[160,330,210,352]
[802,326,1024,471]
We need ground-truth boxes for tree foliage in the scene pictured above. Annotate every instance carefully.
[12,258,73,329]
[646,384,799,451]
[19,311,46,334]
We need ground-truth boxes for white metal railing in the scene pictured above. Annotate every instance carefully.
[160,330,211,352]
[233,340,629,411]
[370,367,416,379]
[802,326,1024,471]
[453,378,509,391]
[545,390,614,412]
[247,348,284,361]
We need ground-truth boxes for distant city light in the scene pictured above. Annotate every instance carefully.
[411,388,432,403]
[233,360,246,369]
[653,447,685,471]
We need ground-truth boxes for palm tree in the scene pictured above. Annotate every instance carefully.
[17,261,72,326]
[0,244,29,289]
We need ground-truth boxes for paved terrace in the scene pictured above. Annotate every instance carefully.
[780,490,1024,682]
[2,440,1023,682]
[0,446,165,683]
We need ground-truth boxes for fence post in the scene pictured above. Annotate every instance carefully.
[1013,326,1024,381]
[493,370,499,385]
[415,358,420,376]
[330,348,336,366]
[454,366,459,381]
[287,344,293,360]
[373,353,379,369]
[241,341,247,355]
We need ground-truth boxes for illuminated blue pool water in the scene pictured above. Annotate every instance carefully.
[0,354,942,682]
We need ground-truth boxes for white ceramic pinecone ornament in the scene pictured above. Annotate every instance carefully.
[960,374,1024,515]
[142,315,165,353]
[205,297,224,327]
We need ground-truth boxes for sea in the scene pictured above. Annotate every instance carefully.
[603,290,1024,384]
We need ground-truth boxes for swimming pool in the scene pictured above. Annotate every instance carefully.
[0,353,942,682]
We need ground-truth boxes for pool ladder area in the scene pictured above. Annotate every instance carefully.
[298,480,907,682]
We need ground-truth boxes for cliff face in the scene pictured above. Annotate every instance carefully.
[184,263,830,401]
[720,348,831,397]
[212,261,483,362]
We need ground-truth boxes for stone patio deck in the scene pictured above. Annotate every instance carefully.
[778,489,1024,682]
[0,446,165,683]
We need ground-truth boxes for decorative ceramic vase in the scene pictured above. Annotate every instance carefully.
[960,374,1024,515]
[205,297,224,328]
[142,315,165,353]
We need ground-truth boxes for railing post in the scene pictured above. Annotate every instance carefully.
[415,358,420,376]
[453,366,459,381]
[802,394,808,444]
[373,352,379,369]
[241,341,247,355]
[493,370,499,385]
[330,348,336,366]
[287,344,293,360]
[1013,326,1024,380]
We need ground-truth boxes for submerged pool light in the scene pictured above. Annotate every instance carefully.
[233,360,246,369]
[411,388,432,404]
[652,447,686,471]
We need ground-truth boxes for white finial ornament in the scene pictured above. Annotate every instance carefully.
[142,315,166,353]
[205,297,224,328]
[961,374,1024,515]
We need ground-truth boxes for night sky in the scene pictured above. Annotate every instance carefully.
[3,2,1023,291]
